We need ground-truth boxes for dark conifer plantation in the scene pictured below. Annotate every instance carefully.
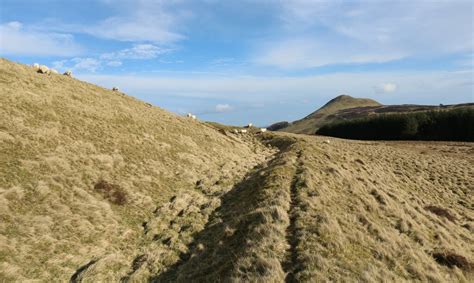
[317,108,474,141]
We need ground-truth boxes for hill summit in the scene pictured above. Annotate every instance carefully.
[279,94,473,135]
[316,94,381,114]
[281,94,381,134]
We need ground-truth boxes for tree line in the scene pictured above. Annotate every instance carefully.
[316,108,474,141]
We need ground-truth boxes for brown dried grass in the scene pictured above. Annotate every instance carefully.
[94,179,127,205]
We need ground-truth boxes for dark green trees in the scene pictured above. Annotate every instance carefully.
[316,108,474,141]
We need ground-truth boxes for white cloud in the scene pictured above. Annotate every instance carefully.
[0,21,82,56]
[254,39,405,69]
[51,60,66,70]
[52,43,169,72]
[5,21,21,29]
[256,0,474,69]
[107,60,123,67]
[47,1,188,44]
[374,83,397,94]
[215,104,232,112]
[52,57,101,72]
[71,58,101,72]
[101,44,171,60]
[87,16,184,43]
[52,43,168,72]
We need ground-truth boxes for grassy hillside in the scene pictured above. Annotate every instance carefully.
[312,95,382,115]
[280,94,473,135]
[0,58,276,281]
[281,95,381,134]
[1,59,473,282]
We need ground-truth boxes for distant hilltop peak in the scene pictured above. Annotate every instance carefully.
[331,94,353,101]
[320,94,381,110]
[279,93,472,135]
[278,94,382,134]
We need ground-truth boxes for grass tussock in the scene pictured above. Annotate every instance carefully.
[94,179,127,205]
[432,251,473,272]
[425,205,456,222]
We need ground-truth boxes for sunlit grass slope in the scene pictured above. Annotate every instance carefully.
[0,58,274,281]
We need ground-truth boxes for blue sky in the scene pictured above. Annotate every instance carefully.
[1,0,473,126]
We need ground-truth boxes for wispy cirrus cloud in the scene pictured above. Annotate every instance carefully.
[52,43,171,72]
[106,60,123,67]
[82,15,184,43]
[52,57,101,72]
[0,21,83,56]
[254,38,405,69]
[255,0,474,69]
[42,0,189,44]
[70,58,102,72]
[100,44,172,60]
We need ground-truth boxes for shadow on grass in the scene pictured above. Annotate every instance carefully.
[152,138,295,282]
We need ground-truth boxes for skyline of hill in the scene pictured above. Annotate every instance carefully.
[279,95,473,135]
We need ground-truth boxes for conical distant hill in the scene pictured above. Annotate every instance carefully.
[281,94,381,134]
[279,94,473,135]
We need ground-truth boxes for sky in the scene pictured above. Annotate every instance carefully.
[0,0,473,126]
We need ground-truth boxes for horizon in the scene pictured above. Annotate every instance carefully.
[1,0,473,126]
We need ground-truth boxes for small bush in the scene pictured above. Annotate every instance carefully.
[94,179,127,205]
[425,205,456,222]
[432,251,473,271]
[267,121,290,131]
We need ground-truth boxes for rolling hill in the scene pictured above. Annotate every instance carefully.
[279,94,474,135]
[1,59,473,282]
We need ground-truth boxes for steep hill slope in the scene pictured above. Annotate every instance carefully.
[280,95,473,135]
[1,59,473,282]
[281,95,381,134]
[0,59,276,281]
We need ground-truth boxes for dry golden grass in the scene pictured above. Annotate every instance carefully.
[281,136,473,282]
[0,58,275,281]
[1,58,473,282]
